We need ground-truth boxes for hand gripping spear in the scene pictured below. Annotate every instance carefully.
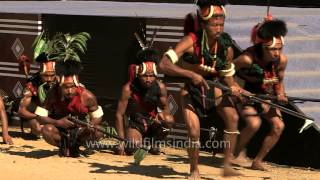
[207,80,316,133]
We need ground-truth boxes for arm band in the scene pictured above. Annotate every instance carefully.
[219,63,235,77]
[224,130,240,134]
[34,106,48,117]
[164,49,179,64]
[90,106,104,119]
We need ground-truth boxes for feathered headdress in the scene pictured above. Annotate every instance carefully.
[128,25,159,81]
[47,32,90,86]
[46,32,90,62]
[250,3,287,47]
[257,20,287,42]
[34,52,56,74]
[32,31,50,61]
[195,0,228,21]
[16,31,54,77]
[17,54,32,78]
[55,60,82,86]
[32,31,56,74]
[195,0,228,8]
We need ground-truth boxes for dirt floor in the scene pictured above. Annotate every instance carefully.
[0,128,319,180]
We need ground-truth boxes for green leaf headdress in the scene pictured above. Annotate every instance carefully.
[32,31,50,61]
[48,32,90,86]
[47,32,91,62]
[32,31,55,74]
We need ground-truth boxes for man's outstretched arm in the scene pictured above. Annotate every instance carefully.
[115,83,131,140]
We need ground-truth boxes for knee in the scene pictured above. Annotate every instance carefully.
[31,127,42,135]
[93,130,104,140]
[222,112,239,131]
[188,129,200,140]
[271,120,285,136]
[30,119,41,129]
[30,118,39,125]
[41,124,56,135]
[228,113,240,126]
[163,115,174,129]
[247,118,261,132]
[126,128,142,142]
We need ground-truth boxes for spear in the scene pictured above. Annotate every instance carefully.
[207,80,315,133]
[256,94,320,103]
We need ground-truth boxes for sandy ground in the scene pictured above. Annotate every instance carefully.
[0,128,319,180]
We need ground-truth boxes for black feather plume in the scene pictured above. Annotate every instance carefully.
[55,60,82,76]
[136,49,159,64]
[147,28,158,49]
[257,19,288,39]
[35,52,49,63]
[134,19,160,64]
[196,0,228,7]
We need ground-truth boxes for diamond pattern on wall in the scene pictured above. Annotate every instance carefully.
[11,38,24,58]
[13,81,24,98]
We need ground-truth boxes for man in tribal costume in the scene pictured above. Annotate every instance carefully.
[158,0,243,177]
[18,53,56,138]
[115,48,174,155]
[36,60,104,157]
[35,32,103,157]
[233,16,288,171]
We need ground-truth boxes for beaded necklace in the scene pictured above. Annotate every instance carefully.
[199,31,217,73]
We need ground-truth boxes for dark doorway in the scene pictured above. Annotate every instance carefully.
[42,14,142,98]
[42,14,142,125]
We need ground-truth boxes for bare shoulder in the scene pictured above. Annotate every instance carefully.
[122,82,131,92]
[157,81,167,90]
[234,53,253,69]
[226,46,234,61]
[240,53,254,64]
[119,82,132,100]
[181,34,194,44]
[82,88,98,106]
[122,82,132,95]
[227,46,234,54]
[0,97,4,107]
[175,34,195,54]
[280,53,288,64]
[82,88,95,98]
[157,81,168,97]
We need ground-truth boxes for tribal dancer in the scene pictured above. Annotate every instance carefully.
[115,42,174,155]
[159,0,243,177]
[35,32,103,157]
[233,15,288,171]
[18,53,56,138]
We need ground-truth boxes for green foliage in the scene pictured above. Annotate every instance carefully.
[32,31,49,60]
[37,82,48,104]
[47,32,91,62]
[32,31,90,62]
[134,148,148,165]
[101,121,118,136]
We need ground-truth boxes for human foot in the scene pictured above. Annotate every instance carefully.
[188,170,201,180]
[231,153,251,167]
[251,161,268,171]
[223,165,243,177]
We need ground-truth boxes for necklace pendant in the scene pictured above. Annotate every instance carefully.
[213,54,217,59]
